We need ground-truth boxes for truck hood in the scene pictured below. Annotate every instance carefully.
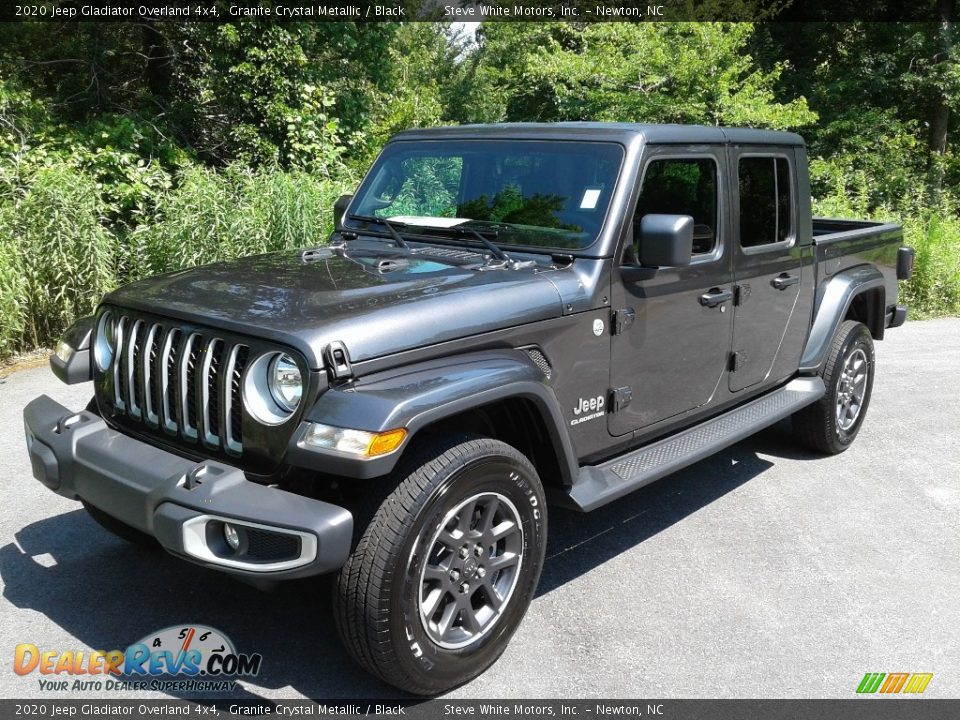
[104,246,564,369]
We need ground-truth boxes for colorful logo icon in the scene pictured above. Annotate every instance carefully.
[14,624,262,692]
[124,624,261,677]
[857,672,933,694]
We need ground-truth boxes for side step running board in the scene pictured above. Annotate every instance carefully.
[567,377,825,512]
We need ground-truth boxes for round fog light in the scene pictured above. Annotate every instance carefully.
[223,523,241,551]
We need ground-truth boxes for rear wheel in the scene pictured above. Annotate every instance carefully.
[333,435,547,695]
[793,319,875,454]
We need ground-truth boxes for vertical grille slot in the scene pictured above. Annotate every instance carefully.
[225,345,249,454]
[201,338,224,447]
[143,324,162,427]
[179,333,200,440]
[127,319,145,420]
[113,316,127,410]
[101,312,257,457]
[160,328,181,434]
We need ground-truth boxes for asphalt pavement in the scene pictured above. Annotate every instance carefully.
[1,318,957,700]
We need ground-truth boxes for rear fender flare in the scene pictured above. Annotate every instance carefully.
[800,265,885,374]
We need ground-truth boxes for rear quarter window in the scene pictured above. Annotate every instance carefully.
[738,156,793,248]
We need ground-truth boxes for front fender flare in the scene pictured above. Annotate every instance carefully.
[800,265,884,374]
[286,350,578,483]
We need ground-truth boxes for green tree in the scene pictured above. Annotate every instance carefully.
[451,23,815,129]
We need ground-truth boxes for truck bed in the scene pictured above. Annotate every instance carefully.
[813,217,899,239]
[810,216,905,334]
[811,217,902,266]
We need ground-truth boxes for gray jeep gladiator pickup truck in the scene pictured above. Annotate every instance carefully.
[24,123,913,695]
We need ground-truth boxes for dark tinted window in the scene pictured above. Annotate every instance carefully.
[636,158,718,255]
[738,156,792,247]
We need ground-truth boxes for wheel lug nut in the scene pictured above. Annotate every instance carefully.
[477,567,486,578]
[459,582,470,594]
[474,545,483,557]
[459,547,469,559]
[450,569,460,581]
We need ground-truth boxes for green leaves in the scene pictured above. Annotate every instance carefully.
[454,23,816,130]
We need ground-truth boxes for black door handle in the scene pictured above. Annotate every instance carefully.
[771,273,800,290]
[699,288,733,308]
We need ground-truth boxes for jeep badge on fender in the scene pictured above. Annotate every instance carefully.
[26,123,912,695]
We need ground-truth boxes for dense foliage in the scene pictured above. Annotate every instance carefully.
[0,17,957,359]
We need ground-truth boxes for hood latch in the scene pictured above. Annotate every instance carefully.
[324,341,354,382]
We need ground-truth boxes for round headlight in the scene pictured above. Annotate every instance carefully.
[94,312,115,372]
[268,353,302,412]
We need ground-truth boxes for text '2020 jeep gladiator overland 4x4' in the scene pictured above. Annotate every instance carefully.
[25,123,913,695]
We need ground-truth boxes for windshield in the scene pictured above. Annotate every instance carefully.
[347,139,624,251]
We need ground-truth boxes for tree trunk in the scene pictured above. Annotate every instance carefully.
[87,22,104,113]
[142,22,172,108]
[928,0,954,197]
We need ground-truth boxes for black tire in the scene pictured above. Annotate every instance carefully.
[82,501,158,548]
[793,319,875,454]
[333,435,547,696]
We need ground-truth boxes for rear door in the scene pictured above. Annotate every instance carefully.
[608,146,734,436]
[728,149,804,392]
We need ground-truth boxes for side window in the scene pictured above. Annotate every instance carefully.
[738,156,793,247]
[636,157,719,255]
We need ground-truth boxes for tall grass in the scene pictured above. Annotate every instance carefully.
[0,162,353,360]
[0,165,115,354]
[0,203,26,358]
[812,189,960,318]
[900,212,960,317]
[128,165,351,279]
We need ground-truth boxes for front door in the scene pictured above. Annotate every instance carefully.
[609,147,734,436]
[728,149,804,392]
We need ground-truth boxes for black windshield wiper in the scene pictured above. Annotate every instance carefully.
[344,213,410,249]
[430,226,512,263]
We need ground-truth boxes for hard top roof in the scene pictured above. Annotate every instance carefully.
[391,122,804,147]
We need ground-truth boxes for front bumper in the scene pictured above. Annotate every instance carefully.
[23,395,353,580]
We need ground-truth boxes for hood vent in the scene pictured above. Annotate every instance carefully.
[376,258,409,273]
[301,247,334,263]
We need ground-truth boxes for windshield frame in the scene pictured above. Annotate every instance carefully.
[342,138,628,256]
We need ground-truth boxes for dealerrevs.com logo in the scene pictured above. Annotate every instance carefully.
[14,625,262,693]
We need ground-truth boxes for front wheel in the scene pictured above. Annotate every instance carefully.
[793,319,875,454]
[333,436,547,695]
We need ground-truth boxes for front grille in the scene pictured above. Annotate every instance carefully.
[108,314,249,456]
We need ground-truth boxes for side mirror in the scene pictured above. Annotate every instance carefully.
[333,194,353,228]
[50,316,93,385]
[636,214,694,268]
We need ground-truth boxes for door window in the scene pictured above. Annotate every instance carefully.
[738,156,793,248]
[636,158,719,256]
